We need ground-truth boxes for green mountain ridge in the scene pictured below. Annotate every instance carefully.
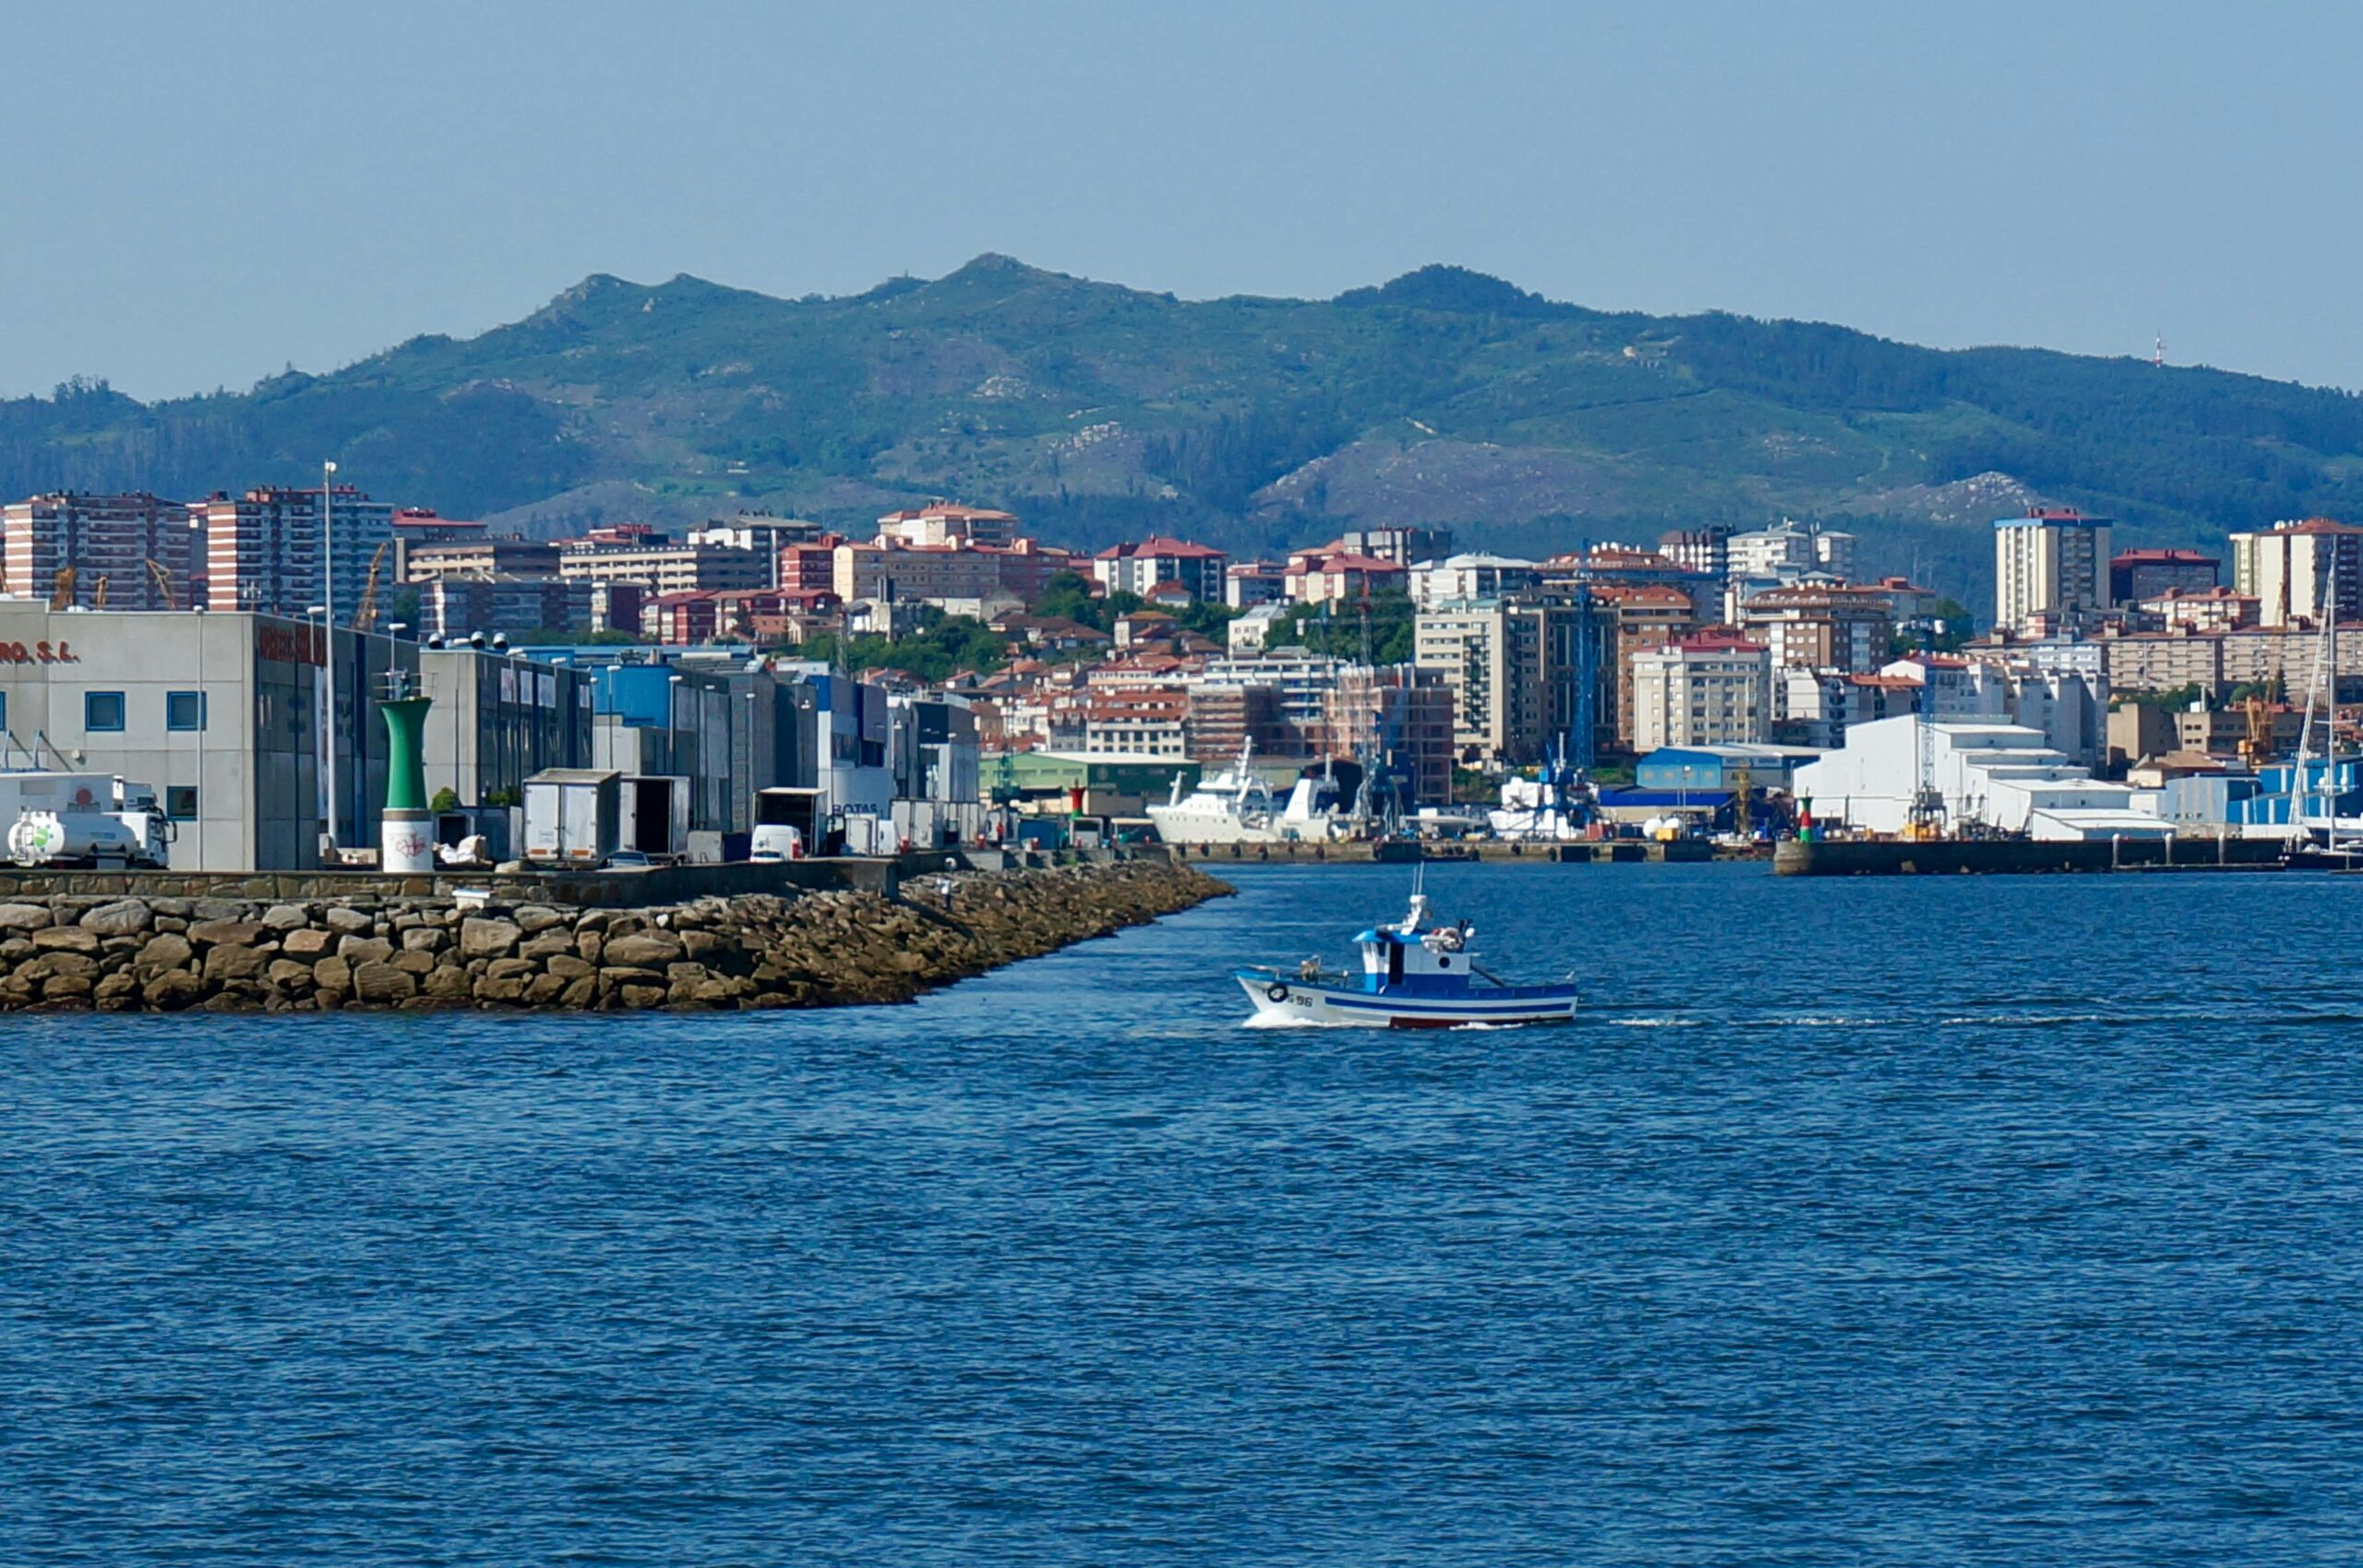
[6,254,2361,600]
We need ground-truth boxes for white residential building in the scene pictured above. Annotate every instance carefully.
[1994,509,2112,633]
[1629,633,1772,752]
[2229,518,2363,628]
[1407,553,1540,610]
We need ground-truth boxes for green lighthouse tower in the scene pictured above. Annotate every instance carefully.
[378,686,435,874]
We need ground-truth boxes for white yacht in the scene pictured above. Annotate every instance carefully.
[1149,742,1355,845]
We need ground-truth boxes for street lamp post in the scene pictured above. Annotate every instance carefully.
[321,461,339,852]
[193,604,206,869]
[306,604,327,845]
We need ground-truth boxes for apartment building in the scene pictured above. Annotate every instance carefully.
[1225,561,1289,608]
[876,503,1019,548]
[0,492,200,611]
[1629,633,1772,752]
[1407,554,1541,610]
[400,537,563,582]
[1286,552,1405,605]
[419,575,594,640]
[832,538,1068,606]
[2110,547,2219,604]
[1994,509,2112,633]
[2230,518,2363,628]
[556,529,774,596]
[1091,536,1229,601]
[1736,584,1897,673]
[199,485,397,617]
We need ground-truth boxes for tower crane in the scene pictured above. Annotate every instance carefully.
[1904,660,1947,842]
[143,557,177,612]
[352,541,390,633]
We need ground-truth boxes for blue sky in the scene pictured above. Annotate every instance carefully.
[6,0,2358,399]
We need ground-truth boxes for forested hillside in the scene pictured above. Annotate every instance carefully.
[7,255,2361,601]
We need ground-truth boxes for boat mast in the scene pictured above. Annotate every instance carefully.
[2297,555,2334,845]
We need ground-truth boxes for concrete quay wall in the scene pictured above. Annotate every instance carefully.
[1773,838,2288,877]
[0,857,1229,1014]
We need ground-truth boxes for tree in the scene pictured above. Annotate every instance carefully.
[1267,591,1417,664]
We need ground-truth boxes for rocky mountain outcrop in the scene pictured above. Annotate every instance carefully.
[0,860,1229,1014]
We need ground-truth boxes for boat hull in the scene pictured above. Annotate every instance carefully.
[1150,805,1349,846]
[1238,970,1577,1029]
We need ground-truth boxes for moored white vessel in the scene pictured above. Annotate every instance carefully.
[1150,740,1354,845]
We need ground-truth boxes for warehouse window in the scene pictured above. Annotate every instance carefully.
[166,690,207,731]
[84,691,126,732]
[165,785,198,820]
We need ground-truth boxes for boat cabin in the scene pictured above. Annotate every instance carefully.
[1354,894,1476,994]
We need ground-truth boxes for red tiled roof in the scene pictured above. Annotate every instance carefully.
[2112,547,2218,564]
[1290,552,1404,574]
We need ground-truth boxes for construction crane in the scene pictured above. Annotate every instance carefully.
[352,541,390,633]
[47,567,76,612]
[2240,694,2276,768]
[143,557,177,612]
[1570,538,1598,772]
[1903,662,1947,842]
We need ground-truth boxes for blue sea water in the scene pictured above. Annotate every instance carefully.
[6,861,2363,1565]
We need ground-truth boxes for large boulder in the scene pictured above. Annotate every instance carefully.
[460,917,522,960]
[339,935,394,965]
[141,970,206,1010]
[350,962,416,1004]
[422,967,475,1002]
[604,931,684,968]
[79,899,152,937]
[0,903,53,931]
[134,932,195,970]
[282,928,335,959]
[323,906,375,936]
[188,920,267,948]
[30,927,101,955]
[204,944,271,983]
[518,929,575,963]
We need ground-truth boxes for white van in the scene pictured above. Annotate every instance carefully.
[750,823,805,863]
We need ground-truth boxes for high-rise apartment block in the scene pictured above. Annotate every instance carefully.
[1629,632,1773,752]
[1993,509,2111,633]
[2229,519,2363,628]
[198,485,396,617]
[0,492,200,611]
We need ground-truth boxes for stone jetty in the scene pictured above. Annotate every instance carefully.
[0,858,1229,1013]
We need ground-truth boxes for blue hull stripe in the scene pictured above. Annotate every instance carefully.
[1322,994,1573,1015]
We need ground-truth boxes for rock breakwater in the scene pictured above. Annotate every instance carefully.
[0,858,1229,1013]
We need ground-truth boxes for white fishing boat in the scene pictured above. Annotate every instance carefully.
[1236,882,1579,1028]
[1485,738,1593,842]
[1149,740,1354,845]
